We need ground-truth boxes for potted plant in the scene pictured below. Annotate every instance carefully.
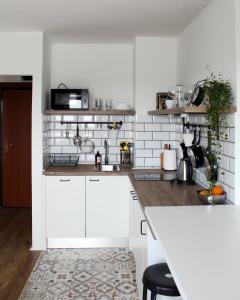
[198,73,232,204]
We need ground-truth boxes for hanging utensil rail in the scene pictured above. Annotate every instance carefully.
[60,121,123,125]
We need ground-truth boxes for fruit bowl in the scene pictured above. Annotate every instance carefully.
[196,190,226,205]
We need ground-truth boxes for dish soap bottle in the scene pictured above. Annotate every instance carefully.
[95,151,102,170]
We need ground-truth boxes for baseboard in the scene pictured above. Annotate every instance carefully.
[47,238,129,248]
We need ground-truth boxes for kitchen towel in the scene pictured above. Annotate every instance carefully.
[163,149,177,171]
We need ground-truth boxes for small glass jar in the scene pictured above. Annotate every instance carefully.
[95,98,103,110]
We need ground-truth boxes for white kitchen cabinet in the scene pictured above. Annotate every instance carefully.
[129,189,148,298]
[46,176,85,238]
[86,176,129,238]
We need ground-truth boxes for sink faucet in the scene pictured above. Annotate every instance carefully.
[104,140,109,165]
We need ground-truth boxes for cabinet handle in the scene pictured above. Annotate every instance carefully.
[132,196,138,201]
[140,220,147,236]
[89,179,100,182]
[130,191,135,195]
[60,179,70,182]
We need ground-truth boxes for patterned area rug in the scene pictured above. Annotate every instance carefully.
[19,248,139,300]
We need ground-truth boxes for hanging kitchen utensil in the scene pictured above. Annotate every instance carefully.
[73,125,82,146]
[189,127,204,168]
[190,80,206,106]
[80,124,95,154]
[65,124,70,139]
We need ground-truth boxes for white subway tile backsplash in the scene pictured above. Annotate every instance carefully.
[50,146,62,153]
[135,115,153,123]
[121,123,133,131]
[94,115,109,122]
[124,131,134,139]
[152,149,163,158]
[94,131,109,139]
[222,170,235,188]
[145,141,162,149]
[135,158,145,167]
[55,138,71,146]
[225,114,235,127]
[136,149,152,158]
[78,115,93,122]
[85,154,95,162]
[145,123,161,132]
[219,155,229,171]
[152,115,169,123]
[223,142,235,158]
[136,132,152,140]
[135,141,145,149]
[108,147,119,154]
[55,123,65,130]
[145,158,160,167]
[62,146,79,153]
[229,158,235,173]
[124,116,134,122]
[50,115,62,122]
[228,188,235,203]
[162,124,176,132]
[229,128,235,142]
[109,115,124,122]
[107,139,117,146]
[44,112,235,203]
[153,132,169,140]
[63,115,77,122]
[135,123,144,131]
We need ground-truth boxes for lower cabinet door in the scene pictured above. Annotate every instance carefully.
[86,176,129,238]
[129,192,148,298]
[46,176,85,238]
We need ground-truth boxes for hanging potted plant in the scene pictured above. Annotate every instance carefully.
[197,73,232,204]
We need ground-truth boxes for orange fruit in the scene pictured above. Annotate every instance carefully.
[211,186,224,195]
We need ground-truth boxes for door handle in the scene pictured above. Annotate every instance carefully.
[3,141,13,155]
[140,220,147,236]
[60,179,70,182]
[4,141,9,155]
[89,179,100,182]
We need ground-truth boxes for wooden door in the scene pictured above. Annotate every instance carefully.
[2,85,32,207]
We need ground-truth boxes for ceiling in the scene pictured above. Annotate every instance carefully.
[0,0,211,42]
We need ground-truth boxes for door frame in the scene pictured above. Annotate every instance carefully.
[0,82,32,207]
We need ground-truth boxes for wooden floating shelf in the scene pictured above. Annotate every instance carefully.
[45,109,136,116]
[148,106,237,115]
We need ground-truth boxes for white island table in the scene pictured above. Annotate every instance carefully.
[145,205,240,300]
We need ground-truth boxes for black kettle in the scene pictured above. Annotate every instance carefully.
[176,143,194,184]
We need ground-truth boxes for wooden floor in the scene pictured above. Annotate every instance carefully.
[0,208,40,300]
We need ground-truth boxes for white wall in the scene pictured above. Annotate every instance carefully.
[42,34,52,111]
[134,37,177,114]
[50,43,133,109]
[0,32,45,250]
[234,0,240,204]
[177,0,236,98]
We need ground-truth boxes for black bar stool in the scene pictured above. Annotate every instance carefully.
[142,263,180,300]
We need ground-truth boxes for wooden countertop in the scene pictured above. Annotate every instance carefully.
[129,173,202,207]
[43,165,203,207]
[43,164,132,176]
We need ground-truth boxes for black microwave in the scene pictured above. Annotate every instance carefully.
[51,89,89,110]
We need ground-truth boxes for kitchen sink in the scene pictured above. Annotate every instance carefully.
[100,164,120,171]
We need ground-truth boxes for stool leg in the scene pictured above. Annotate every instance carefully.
[142,285,147,300]
[151,292,157,300]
